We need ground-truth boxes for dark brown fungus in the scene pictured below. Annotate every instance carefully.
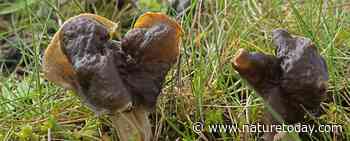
[232,29,328,141]
[61,16,132,114]
[43,13,182,141]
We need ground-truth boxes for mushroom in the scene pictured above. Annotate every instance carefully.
[43,12,182,141]
[232,29,328,141]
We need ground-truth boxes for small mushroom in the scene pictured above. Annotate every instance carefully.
[43,12,182,141]
[232,29,328,141]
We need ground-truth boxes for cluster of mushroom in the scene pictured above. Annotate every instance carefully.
[43,12,182,141]
[43,12,328,141]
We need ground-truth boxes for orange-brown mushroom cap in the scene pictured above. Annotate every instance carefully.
[233,48,252,70]
[134,12,183,38]
[130,12,183,63]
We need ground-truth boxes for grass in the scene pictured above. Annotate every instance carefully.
[0,0,350,140]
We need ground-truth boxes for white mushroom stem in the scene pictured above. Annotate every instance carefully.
[111,107,152,141]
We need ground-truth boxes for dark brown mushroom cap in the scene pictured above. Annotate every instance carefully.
[43,13,182,114]
[273,29,328,96]
[120,12,182,109]
[60,17,132,114]
[232,29,328,123]
[43,14,119,91]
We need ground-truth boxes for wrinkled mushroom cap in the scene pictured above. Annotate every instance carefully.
[43,13,183,114]
[43,14,119,89]
[232,29,329,124]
